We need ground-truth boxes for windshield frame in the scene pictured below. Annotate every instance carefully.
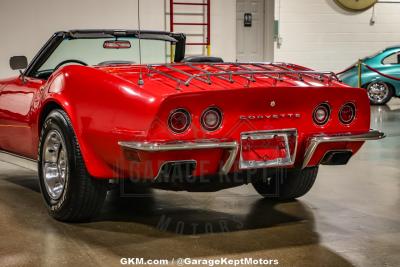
[24,30,186,78]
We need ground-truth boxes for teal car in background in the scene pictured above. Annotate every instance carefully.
[339,46,400,105]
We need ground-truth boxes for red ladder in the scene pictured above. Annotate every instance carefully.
[169,0,211,57]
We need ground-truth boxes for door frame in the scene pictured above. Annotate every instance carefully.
[264,0,275,62]
[236,0,275,62]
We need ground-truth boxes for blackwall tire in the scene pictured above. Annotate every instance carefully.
[38,109,108,222]
[366,82,393,105]
[252,167,318,201]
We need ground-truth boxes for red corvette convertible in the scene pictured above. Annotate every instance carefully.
[0,30,384,222]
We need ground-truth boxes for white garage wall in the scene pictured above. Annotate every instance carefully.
[0,0,166,78]
[210,0,236,62]
[274,0,400,72]
[5,0,399,78]
[0,0,236,78]
[164,0,236,61]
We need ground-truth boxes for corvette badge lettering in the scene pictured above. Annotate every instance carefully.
[240,113,301,120]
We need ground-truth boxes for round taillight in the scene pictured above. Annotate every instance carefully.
[168,109,191,134]
[339,103,356,124]
[313,104,330,125]
[201,107,222,131]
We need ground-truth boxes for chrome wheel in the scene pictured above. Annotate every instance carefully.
[42,130,68,200]
[367,82,390,104]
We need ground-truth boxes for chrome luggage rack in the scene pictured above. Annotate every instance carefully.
[146,62,340,90]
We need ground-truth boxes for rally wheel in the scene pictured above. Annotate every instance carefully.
[252,167,318,201]
[38,109,108,222]
[366,82,393,105]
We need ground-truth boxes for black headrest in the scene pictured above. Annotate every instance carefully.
[181,56,224,63]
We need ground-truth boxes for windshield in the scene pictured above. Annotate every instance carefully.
[37,37,173,74]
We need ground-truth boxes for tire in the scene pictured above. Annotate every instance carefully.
[38,109,108,222]
[252,167,318,201]
[366,82,394,105]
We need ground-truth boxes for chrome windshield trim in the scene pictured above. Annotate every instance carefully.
[118,140,239,175]
[302,130,385,169]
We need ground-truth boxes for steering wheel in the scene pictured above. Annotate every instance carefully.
[54,59,88,71]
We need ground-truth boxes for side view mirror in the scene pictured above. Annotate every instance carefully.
[10,56,28,70]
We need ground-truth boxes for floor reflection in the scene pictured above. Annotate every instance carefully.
[371,98,400,137]
[99,190,313,235]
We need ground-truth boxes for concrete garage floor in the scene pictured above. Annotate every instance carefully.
[0,101,399,267]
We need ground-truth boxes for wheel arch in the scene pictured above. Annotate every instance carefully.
[37,97,115,179]
[38,100,65,137]
[37,66,164,179]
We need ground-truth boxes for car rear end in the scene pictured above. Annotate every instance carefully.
[117,63,384,182]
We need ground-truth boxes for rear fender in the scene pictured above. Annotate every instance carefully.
[39,66,161,178]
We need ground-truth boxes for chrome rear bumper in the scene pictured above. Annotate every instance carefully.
[118,140,239,175]
[119,129,385,175]
[301,130,385,169]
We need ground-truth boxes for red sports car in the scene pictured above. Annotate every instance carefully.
[0,30,384,222]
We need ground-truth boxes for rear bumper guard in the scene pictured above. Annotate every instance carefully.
[118,140,239,175]
[301,130,385,169]
[119,129,384,175]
